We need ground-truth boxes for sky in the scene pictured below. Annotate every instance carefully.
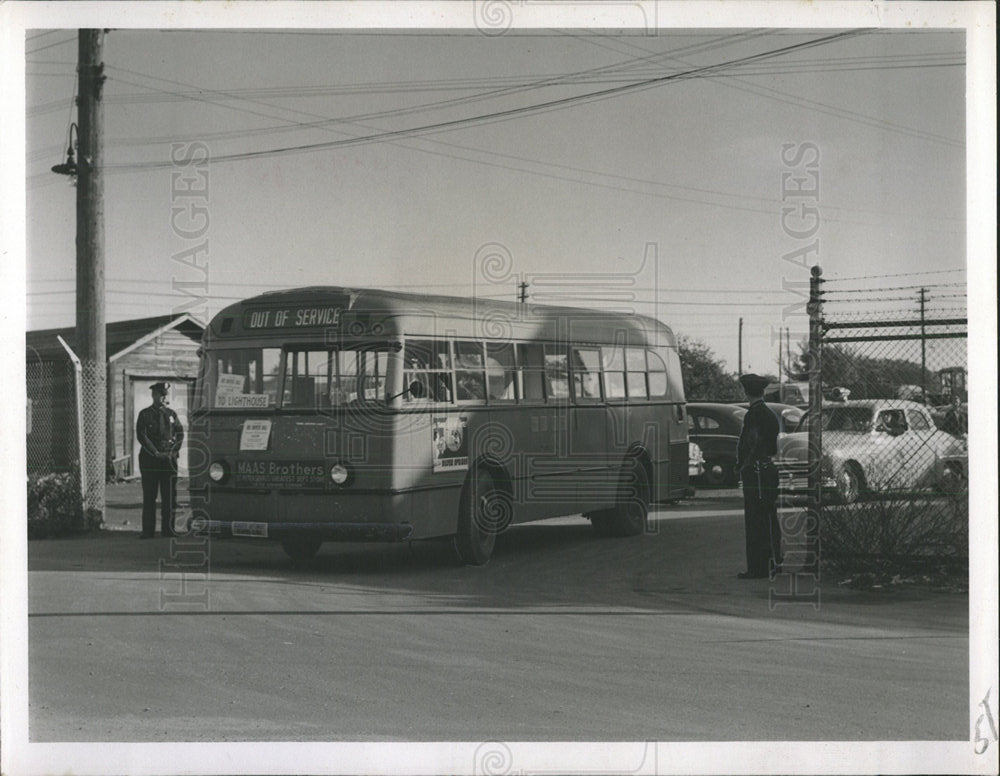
[19,14,972,376]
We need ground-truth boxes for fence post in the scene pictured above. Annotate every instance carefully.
[57,336,87,504]
[806,265,824,576]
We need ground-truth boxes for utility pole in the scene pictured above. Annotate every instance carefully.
[777,326,783,381]
[785,327,791,377]
[737,317,743,376]
[518,280,528,304]
[918,287,927,402]
[76,29,107,521]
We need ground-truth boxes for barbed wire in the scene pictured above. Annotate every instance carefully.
[822,282,966,294]
[821,267,965,282]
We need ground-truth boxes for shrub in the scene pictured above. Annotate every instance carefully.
[27,465,97,539]
[820,488,968,579]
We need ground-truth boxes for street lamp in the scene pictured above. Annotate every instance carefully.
[51,122,79,177]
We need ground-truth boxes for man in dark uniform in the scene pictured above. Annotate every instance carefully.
[136,382,184,538]
[940,393,967,439]
[735,373,782,579]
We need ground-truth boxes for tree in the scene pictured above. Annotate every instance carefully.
[792,341,927,400]
[676,335,743,401]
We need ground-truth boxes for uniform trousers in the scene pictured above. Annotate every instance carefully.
[740,462,783,576]
[139,450,178,537]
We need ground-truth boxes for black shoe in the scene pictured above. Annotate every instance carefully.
[737,571,767,579]
[138,533,154,540]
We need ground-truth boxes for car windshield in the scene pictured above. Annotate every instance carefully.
[795,407,874,433]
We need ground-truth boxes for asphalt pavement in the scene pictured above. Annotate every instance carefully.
[27,483,969,743]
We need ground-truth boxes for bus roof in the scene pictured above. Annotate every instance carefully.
[208,286,676,348]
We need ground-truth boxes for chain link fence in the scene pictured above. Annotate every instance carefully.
[79,359,107,515]
[778,267,968,580]
[26,358,79,476]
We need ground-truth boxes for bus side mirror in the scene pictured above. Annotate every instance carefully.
[408,380,425,399]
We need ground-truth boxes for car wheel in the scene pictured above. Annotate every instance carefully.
[700,459,731,488]
[836,463,863,505]
[454,469,508,566]
[281,534,322,564]
[937,460,967,496]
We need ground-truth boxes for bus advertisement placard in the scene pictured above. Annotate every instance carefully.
[433,414,468,473]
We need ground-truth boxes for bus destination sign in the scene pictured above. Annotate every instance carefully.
[243,304,344,330]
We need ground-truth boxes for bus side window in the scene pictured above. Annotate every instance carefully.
[486,341,517,402]
[544,344,569,401]
[455,340,487,403]
[647,349,668,397]
[602,345,626,399]
[517,343,545,401]
[626,347,647,399]
[403,338,452,403]
[572,346,602,400]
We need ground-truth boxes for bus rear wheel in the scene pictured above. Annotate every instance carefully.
[281,534,322,564]
[592,459,650,537]
[455,469,506,566]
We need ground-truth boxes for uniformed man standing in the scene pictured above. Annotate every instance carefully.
[735,374,782,579]
[136,382,184,538]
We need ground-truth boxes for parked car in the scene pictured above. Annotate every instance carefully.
[736,402,805,433]
[689,441,705,480]
[776,399,967,504]
[687,402,805,488]
[686,403,746,487]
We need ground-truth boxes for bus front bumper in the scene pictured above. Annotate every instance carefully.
[188,519,413,542]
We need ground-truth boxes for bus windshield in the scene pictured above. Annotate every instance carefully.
[197,344,390,410]
[283,346,389,409]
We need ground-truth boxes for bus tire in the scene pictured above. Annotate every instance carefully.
[594,458,650,537]
[454,468,505,566]
[281,535,322,565]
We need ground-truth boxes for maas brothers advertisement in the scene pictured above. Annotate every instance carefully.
[432,414,469,473]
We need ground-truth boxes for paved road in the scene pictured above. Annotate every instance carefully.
[28,491,968,742]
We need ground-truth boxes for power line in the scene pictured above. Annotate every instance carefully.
[569,31,964,149]
[27,31,962,233]
[25,35,77,56]
[94,30,866,172]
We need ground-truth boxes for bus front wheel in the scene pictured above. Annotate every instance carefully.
[281,534,323,565]
[455,469,506,566]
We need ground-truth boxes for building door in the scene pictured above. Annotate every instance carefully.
[131,378,192,477]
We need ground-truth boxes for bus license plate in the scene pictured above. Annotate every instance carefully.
[232,521,269,538]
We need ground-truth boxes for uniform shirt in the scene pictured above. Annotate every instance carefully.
[737,399,779,469]
[136,404,184,457]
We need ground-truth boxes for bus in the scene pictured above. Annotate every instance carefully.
[188,286,691,564]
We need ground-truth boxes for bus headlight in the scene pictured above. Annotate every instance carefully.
[209,461,229,483]
[330,463,350,485]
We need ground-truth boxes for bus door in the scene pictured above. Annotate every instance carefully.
[567,345,611,501]
[508,343,568,515]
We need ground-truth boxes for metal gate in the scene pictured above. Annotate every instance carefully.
[779,266,968,576]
